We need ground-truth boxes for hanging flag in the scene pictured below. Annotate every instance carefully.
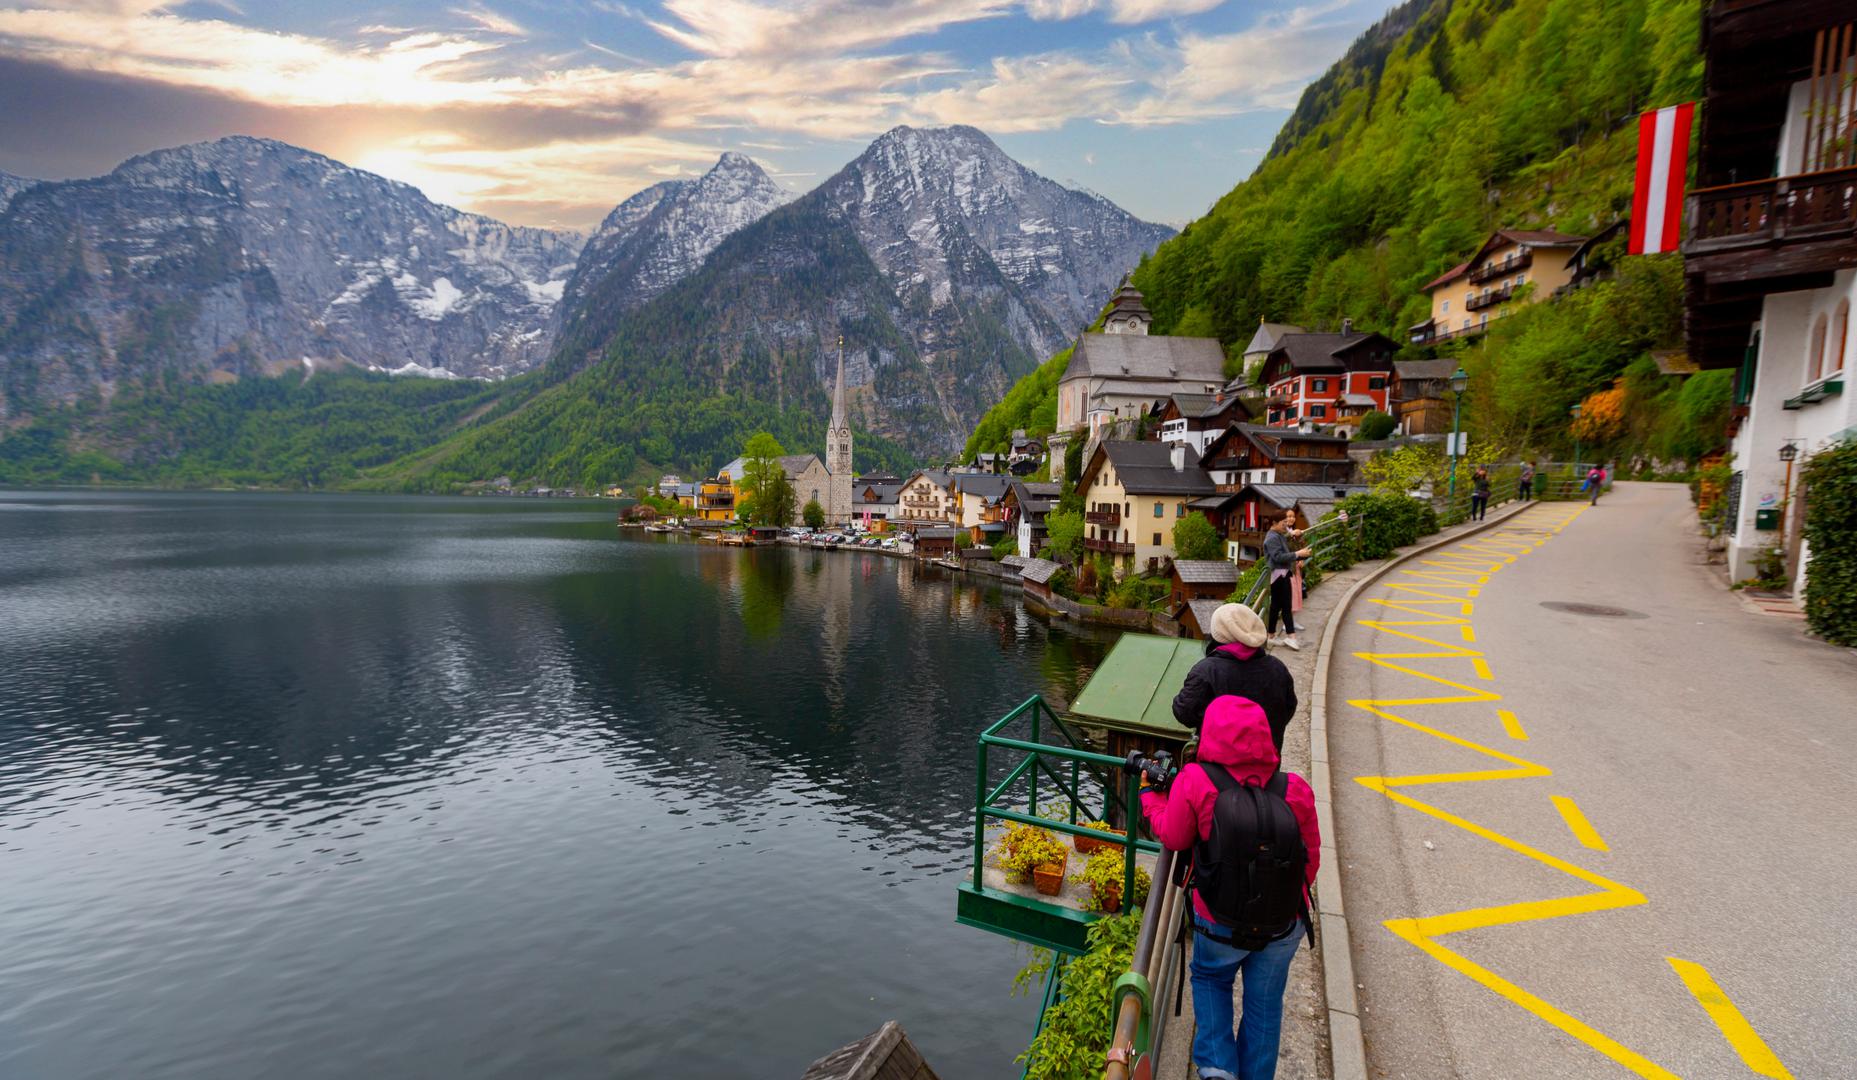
[1630,102,1696,255]
[1244,499,1258,532]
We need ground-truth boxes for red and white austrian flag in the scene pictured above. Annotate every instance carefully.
[1630,102,1696,255]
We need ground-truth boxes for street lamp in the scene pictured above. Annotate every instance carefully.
[1570,403,1584,480]
[1778,440,1802,554]
[1447,366,1469,499]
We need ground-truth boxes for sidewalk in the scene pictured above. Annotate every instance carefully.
[1156,498,1536,1079]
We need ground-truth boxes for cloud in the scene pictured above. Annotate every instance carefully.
[645,0,1015,59]
[452,6,527,37]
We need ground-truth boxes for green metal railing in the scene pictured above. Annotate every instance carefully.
[1239,511,1367,613]
[973,695,1161,917]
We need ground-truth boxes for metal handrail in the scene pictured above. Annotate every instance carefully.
[1103,846,1181,1080]
[1239,512,1365,612]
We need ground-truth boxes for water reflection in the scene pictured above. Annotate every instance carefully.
[0,492,1112,1080]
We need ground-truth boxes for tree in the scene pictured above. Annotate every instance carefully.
[1361,444,1444,495]
[1171,511,1224,561]
[1044,508,1084,563]
[1357,410,1398,441]
[739,432,796,526]
[802,498,825,529]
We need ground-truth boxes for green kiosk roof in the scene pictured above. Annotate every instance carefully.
[1068,633,1203,739]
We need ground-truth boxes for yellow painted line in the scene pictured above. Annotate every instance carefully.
[1497,708,1528,741]
[1472,657,1494,680]
[1461,626,1477,643]
[1668,958,1794,1078]
[1550,795,1609,851]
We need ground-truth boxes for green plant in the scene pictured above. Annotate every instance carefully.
[1338,491,1439,559]
[1073,848,1151,913]
[802,498,825,529]
[1356,410,1398,441]
[1015,914,1142,1080]
[1802,439,1857,644]
[1749,544,1788,590]
[992,532,1018,558]
[1171,510,1224,561]
[1044,509,1083,562]
[1360,444,1444,496]
[953,531,974,551]
[996,823,1066,881]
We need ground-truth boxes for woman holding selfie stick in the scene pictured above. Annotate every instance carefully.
[1262,514,1311,651]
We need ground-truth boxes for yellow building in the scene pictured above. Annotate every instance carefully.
[1076,440,1217,575]
[696,478,735,522]
[1410,229,1586,345]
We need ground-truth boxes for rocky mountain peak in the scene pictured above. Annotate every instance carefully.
[0,171,37,214]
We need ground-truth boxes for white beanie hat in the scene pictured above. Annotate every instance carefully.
[1208,602,1267,648]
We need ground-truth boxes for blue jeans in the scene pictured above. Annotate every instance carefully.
[1189,913,1302,1080]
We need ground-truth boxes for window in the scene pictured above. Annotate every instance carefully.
[1516,272,1526,285]
[1809,314,1828,382]
[1368,376,1386,390]
[1310,404,1327,418]
[1153,501,1164,518]
[1833,301,1850,374]
[1462,318,1471,330]
[1312,378,1329,392]
[1153,532,1162,547]
[1124,502,1130,517]
[1442,300,1450,314]
[1177,502,1187,517]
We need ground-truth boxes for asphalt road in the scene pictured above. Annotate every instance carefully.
[1328,483,1857,1079]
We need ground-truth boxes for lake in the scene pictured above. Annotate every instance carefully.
[0,491,1114,1079]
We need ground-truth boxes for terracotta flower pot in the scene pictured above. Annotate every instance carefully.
[1032,853,1067,896]
[1093,883,1123,913]
[1074,828,1125,855]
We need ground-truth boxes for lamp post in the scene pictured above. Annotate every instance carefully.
[1570,403,1584,488]
[1447,366,1469,500]
[1778,440,1802,556]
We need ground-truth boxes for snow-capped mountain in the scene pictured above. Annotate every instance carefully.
[560,153,787,328]
[0,137,583,414]
[822,125,1174,347]
[546,125,1174,453]
[0,171,36,214]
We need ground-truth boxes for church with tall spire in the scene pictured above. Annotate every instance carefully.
[825,336,855,524]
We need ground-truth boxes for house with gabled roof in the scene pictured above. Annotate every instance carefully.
[1054,282,1227,437]
[1150,388,1255,456]
[1076,440,1218,574]
[1411,228,1589,344]
[1256,323,1398,435]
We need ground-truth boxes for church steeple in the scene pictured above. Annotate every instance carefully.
[830,335,848,440]
[826,335,854,524]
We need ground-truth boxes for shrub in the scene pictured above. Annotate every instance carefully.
[802,498,825,529]
[1356,410,1398,441]
[992,532,1018,558]
[1074,848,1152,912]
[1802,439,1857,645]
[1171,511,1224,561]
[954,531,973,550]
[1016,914,1142,1080]
[1339,491,1438,559]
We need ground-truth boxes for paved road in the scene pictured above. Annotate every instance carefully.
[1328,483,1857,1079]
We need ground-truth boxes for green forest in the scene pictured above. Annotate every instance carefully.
[968,0,1724,467]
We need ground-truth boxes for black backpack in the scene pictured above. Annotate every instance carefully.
[1189,764,1310,950]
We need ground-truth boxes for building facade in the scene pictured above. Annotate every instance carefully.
[1055,283,1228,436]
[1411,229,1587,344]
[1257,325,1397,433]
[895,470,956,527]
[1077,440,1217,574]
[1683,3,1856,591]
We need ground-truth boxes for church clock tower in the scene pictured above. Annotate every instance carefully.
[826,336,854,524]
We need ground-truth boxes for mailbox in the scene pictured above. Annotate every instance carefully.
[1754,508,1780,530]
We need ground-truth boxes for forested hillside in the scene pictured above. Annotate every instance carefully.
[968,0,1711,461]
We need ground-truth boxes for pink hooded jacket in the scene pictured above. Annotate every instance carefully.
[1139,694,1321,923]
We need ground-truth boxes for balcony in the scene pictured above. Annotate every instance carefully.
[1468,249,1532,284]
[1084,537,1135,555]
[1687,166,1857,252]
[1465,286,1513,312]
[1085,509,1121,526]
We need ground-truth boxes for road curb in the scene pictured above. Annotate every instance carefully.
[1310,498,1538,1080]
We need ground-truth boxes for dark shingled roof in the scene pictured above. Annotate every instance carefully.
[1019,558,1064,584]
[953,473,1011,499]
[1395,358,1460,380]
[1174,559,1239,584]
[1239,482,1369,509]
[1062,333,1227,384]
[1183,598,1226,633]
[1098,441,1218,495]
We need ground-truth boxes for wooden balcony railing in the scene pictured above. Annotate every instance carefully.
[1465,286,1513,312]
[1468,249,1532,284]
[1085,509,1121,525]
[1687,166,1857,251]
[1084,537,1135,555]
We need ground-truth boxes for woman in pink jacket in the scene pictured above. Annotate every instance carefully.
[1139,694,1321,1080]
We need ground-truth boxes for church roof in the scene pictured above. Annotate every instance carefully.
[779,454,824,477]
[1243,322,1305,356]
[1062,333,1227,384]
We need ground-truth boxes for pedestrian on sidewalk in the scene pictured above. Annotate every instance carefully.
[1518,461,1535,502]
[1141,694,1320,1080]
[1470,466,1491,521]
[1172,602,1297,749]
[1262,516,1311,651]
[1587,464,1606,505]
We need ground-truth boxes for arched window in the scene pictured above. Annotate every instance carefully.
[1832,300,1850,375]
[1808,315,1828,383]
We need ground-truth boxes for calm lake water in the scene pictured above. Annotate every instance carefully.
[0,491,1114,1079]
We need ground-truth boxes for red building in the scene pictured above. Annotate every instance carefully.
[1258,323,1398,435]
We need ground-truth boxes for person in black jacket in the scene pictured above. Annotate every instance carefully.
[1173,602,1298,750]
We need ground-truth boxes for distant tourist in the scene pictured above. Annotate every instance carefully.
[1262,516,1311,651]
[1586,464,1607,505]
[1173,603,1296,750]
[1518,461,1535,502]
[1470,466,1491,521]
[1140,694,1320,1080]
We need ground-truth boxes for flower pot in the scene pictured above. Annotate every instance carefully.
[1074,828,1125,855]
[1032,853,1067,896]
[1093,883,1123,914]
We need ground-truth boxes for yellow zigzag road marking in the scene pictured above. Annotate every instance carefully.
[1349,505,1686,1079]
[1668,958,1794,1079]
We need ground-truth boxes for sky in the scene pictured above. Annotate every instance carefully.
[0,0,1391,231]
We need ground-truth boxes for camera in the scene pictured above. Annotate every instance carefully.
[1123,749,1174,790]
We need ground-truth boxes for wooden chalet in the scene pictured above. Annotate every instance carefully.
[1149,388,1255,456]
[1256,323,1398,434]
[1175,597,1227,641]
[1390,359,1461,436]
[1169,560,1239,609]
[1198,424,1356,490]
